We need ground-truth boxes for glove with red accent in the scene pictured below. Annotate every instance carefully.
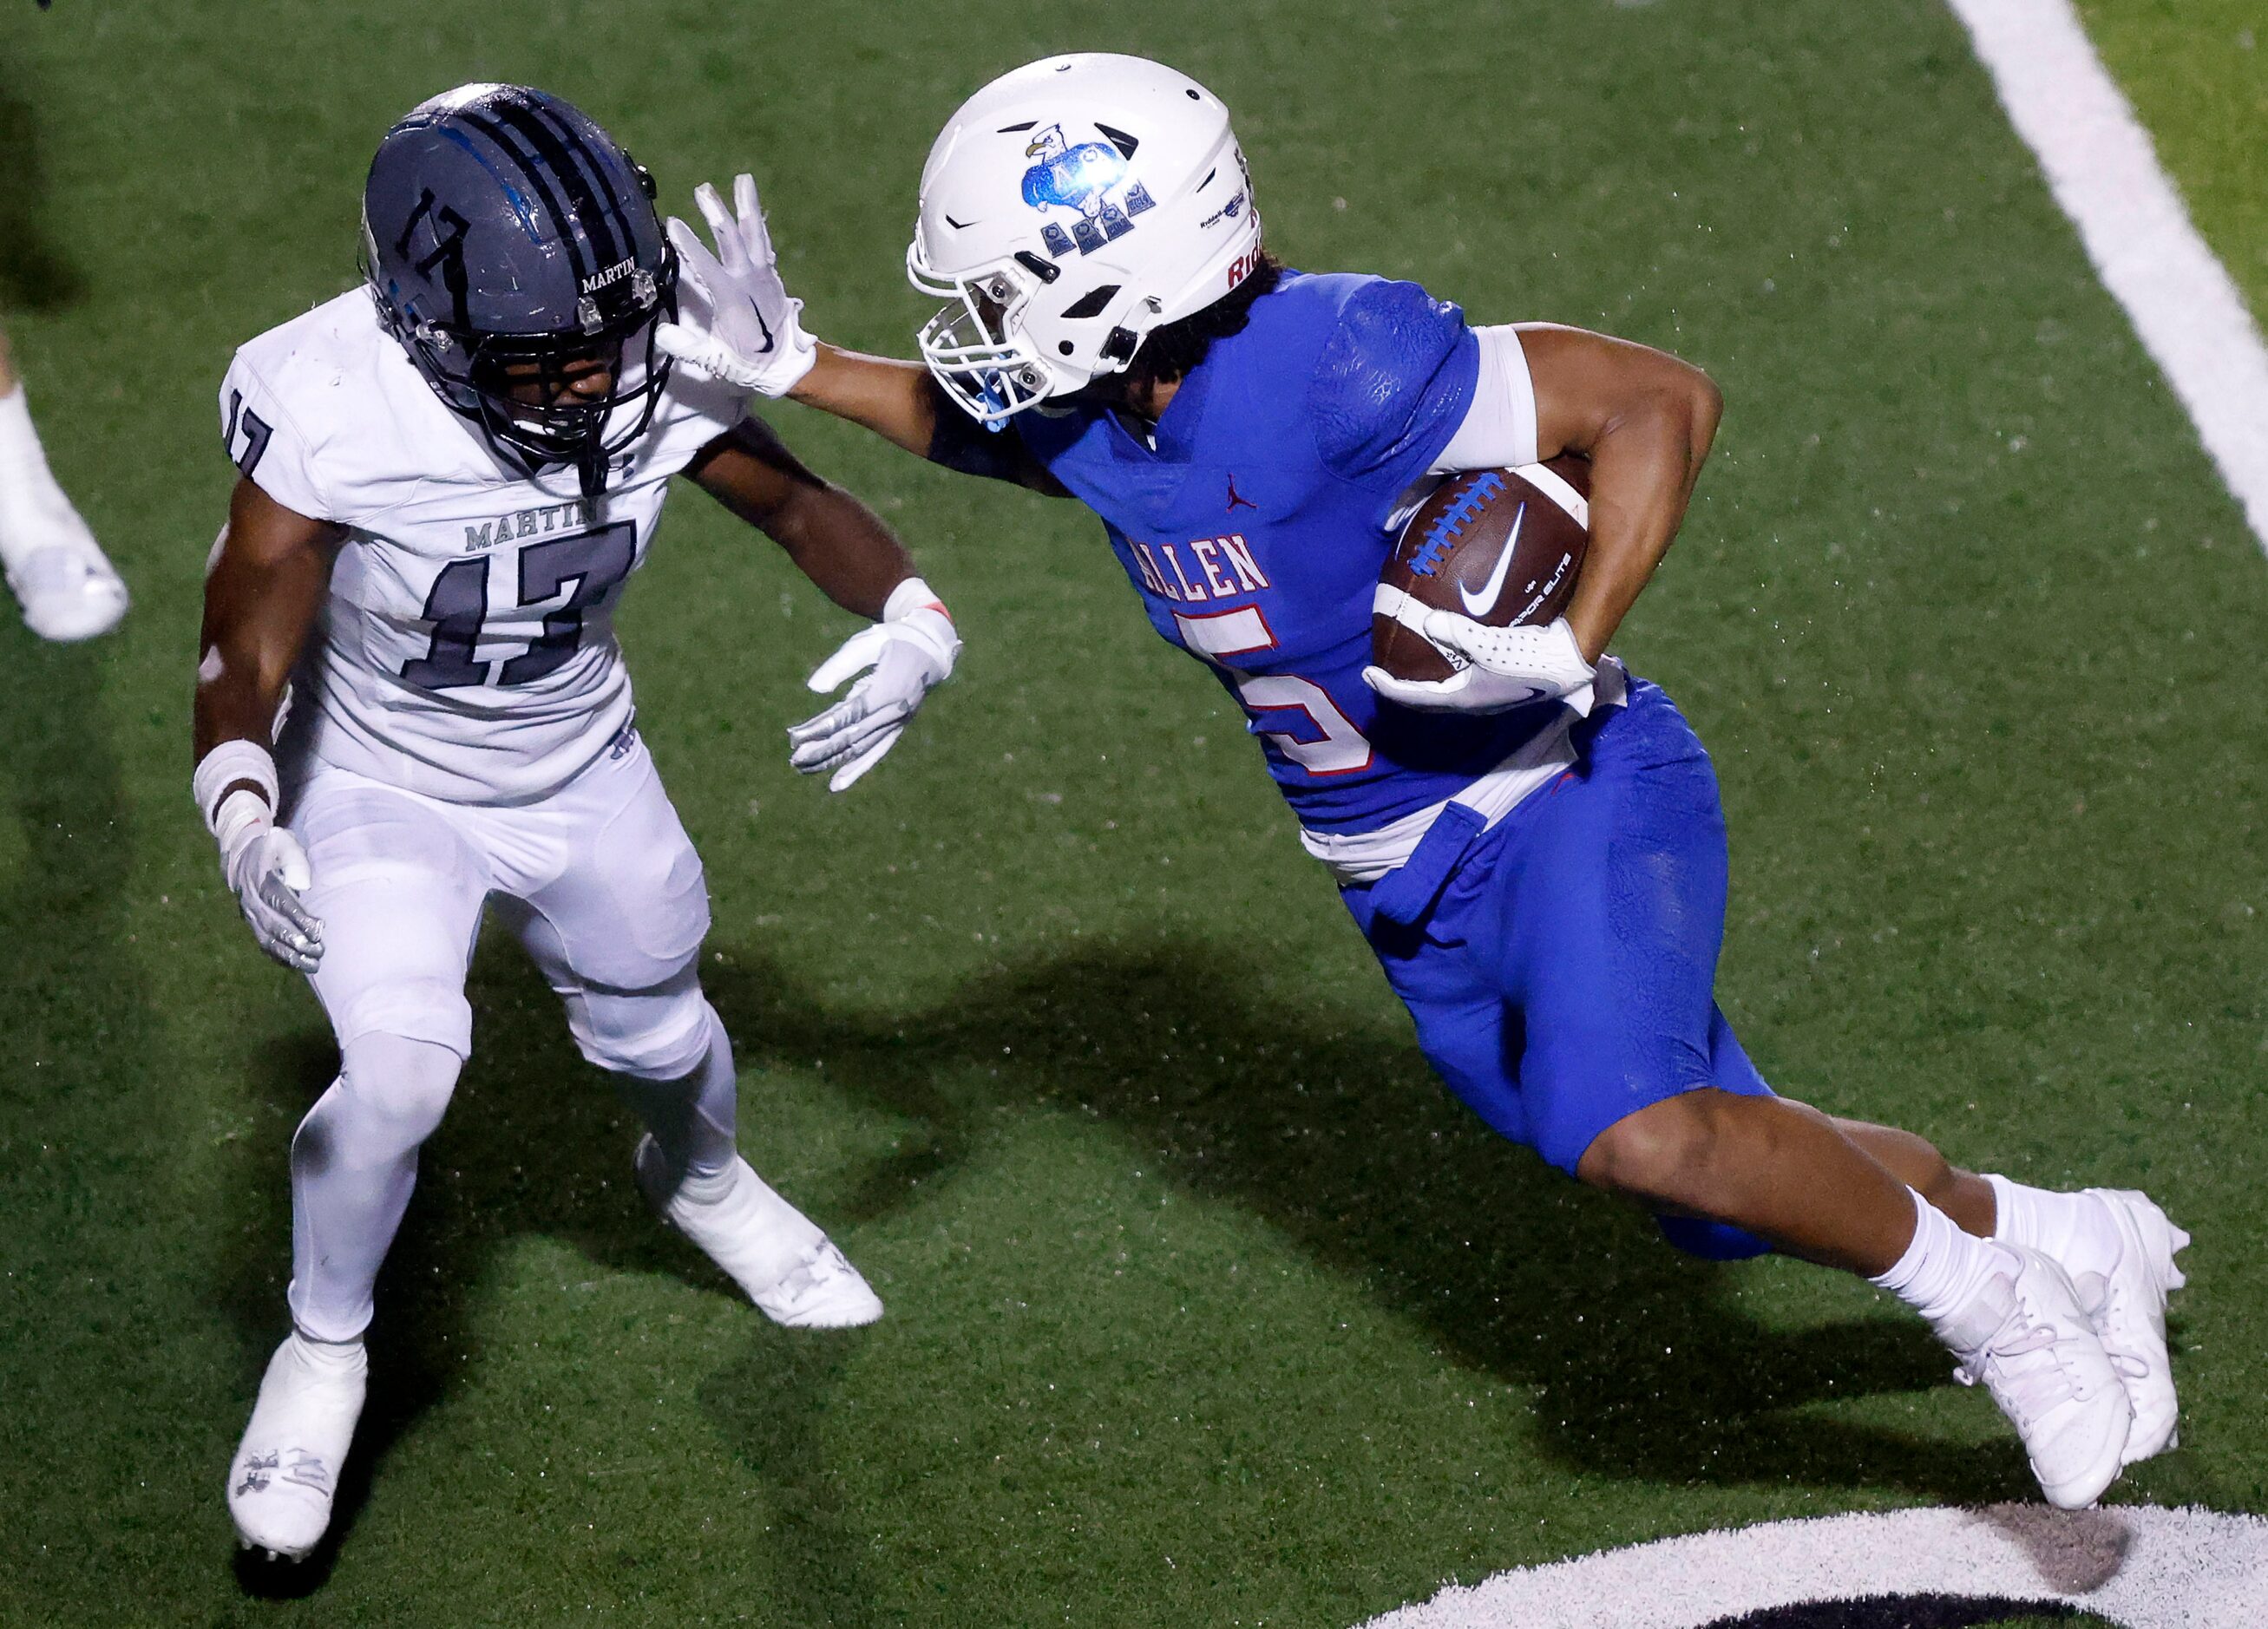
[787,578,960,791]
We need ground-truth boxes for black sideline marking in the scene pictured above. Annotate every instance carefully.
[1696,1593,2083,1628]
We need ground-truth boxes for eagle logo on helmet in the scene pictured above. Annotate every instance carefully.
[1018,123,1157,258]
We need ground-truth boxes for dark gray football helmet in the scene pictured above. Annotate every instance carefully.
[361,84,677,497]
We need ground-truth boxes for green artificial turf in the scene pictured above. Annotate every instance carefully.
[2081,0,2268,322]
[0,1,2261,1624]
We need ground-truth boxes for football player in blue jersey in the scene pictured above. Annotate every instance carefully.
[658,54,2187,1508]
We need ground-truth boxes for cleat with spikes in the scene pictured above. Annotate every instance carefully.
[226,1333,367,1562]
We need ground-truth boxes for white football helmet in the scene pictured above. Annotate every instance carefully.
[908,53,1266,423]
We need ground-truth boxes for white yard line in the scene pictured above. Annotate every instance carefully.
[1947,0,2268,550]
[1356,1503,2268,1628]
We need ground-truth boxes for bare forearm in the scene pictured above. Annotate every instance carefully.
[193,562,319,762]
[1516,324,1723,663]
[686,425,925,619]
[767,481,919,620]
[193,667,283,763]
[1562,389,1718,660]
[194,481,336,767]
[789,344,940,460]
[193,591,308,808]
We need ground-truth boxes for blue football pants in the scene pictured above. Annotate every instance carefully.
[1343,680,1774,1259]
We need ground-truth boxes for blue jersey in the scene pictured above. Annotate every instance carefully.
[1015,270,1558,835]
[1018,274,1776,1242]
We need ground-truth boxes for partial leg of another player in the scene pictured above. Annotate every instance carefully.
[0,325,128,641]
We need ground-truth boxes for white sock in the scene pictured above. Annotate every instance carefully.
[1871,1187,2020,1325]
[0,383,49,482]
[1985,1174,2121,1279]
[0,382,100,572]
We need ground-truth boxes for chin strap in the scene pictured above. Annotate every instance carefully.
[577,447,607,501]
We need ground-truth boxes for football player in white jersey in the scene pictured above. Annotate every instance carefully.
[0,324,129,640]
[193,85,960,1562]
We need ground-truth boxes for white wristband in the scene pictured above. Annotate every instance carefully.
[882,575,948,624]
[211,787,274,869]
[193,739,279,834]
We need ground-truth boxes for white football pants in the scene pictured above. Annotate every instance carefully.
[279,735,736,1343]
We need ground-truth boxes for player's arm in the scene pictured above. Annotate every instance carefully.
[653,173,1067,494]
[789,348,1070,494]
[1517,324,1721,662]
[685,416,961,791]
[1365,312,1721,715]
[686,415,922,618]
[193,476,341,971]
[786,345,935,461]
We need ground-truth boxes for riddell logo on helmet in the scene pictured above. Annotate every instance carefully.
[578,258,635,294]
[1226,247,1265,291]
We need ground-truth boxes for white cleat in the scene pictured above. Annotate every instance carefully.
[226,1333,368,1562]
[1937,1244,2133,1509]
[8,539,129,643]
[635,1135,882,1329]
[3,477,128,643]
[2073,1188,2189,1465]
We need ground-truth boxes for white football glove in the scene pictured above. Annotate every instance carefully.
[1363,612,1596,716]
[655,173,817,398]
[787,579,960,792]
[196,740,323,972]
[223,814,324,973]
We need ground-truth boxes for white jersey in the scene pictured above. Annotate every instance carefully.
[220,288,747,804]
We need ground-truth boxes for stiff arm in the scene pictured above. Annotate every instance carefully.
[787,345,1068,496]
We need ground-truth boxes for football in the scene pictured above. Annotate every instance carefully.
[1372,455,1591,684]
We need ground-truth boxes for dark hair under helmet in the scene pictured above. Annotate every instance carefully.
[361,83,677,498]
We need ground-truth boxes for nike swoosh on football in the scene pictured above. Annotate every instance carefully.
[1458,501,1525,618]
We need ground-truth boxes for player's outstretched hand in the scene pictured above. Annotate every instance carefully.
[223,823,324,973]
[655,173,817,398]
[787,585,960,792]
[1363,613,1596,715]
